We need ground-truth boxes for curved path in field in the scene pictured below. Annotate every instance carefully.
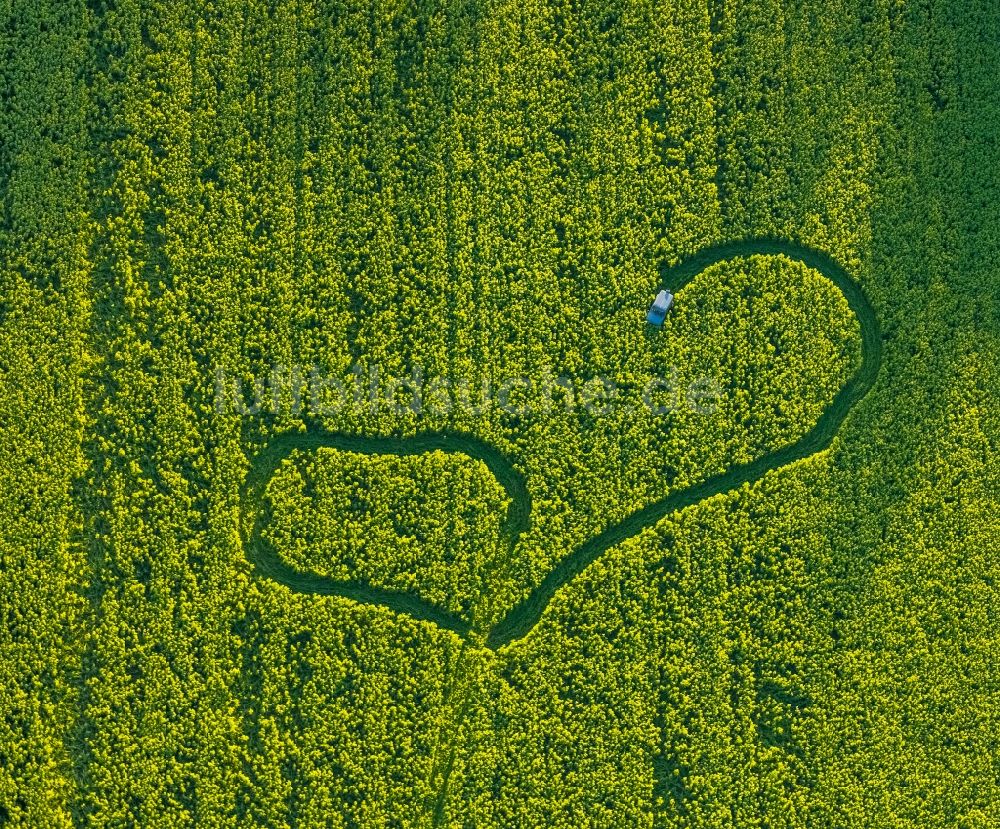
[241,430,530,639]
[240,238,882,651]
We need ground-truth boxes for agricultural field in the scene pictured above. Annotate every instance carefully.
[0,0,998,827]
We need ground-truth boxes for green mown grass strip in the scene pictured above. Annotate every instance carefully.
[239,237,882,652]
[240,428,531,640]
[487,238,882,648]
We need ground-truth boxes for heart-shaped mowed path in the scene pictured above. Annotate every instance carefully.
[239,238,882,650]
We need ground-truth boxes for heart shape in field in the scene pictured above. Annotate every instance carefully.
[239,240,879,650]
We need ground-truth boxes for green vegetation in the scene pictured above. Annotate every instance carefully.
[1,0,998,826]
[262,449,511,625]
[244,247,864,653]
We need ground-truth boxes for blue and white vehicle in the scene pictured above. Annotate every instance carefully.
[646,289,673,326]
